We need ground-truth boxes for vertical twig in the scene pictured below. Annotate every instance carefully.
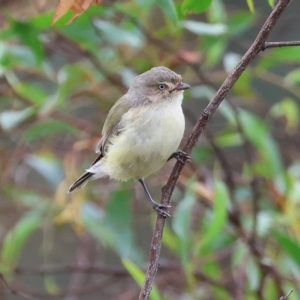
[139,1,291,299]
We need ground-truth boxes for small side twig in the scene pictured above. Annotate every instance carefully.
[279,289,293,300]
[139,1,291,299]
[262,41,300,50]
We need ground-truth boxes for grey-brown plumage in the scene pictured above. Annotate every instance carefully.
[69,66,190,217]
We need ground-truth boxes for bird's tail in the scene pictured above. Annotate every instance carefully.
[68,172,94,192]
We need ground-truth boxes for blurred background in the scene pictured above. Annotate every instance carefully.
[1,0,300,299]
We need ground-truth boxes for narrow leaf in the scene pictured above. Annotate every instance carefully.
[11,20,44,64]
[182,0,212,14]
[268,0,275,8]
[0,211,43,275]
[156,0,178,24]
[198,180,229,251]
[183,21,227,36]
[172,189,195,266]
[272,231,300,268]
[122,259,162,300]
[246,0,255,12]
[0,107,35,131]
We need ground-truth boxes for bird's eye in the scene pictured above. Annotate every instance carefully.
[158,84,166,91]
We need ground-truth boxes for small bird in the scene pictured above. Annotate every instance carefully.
[69,66,190,217]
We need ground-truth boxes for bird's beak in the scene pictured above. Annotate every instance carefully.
[174,82,191,91]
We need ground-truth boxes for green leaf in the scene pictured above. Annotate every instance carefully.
[258,48,300,69]
[239,110,285,182]
[172,187,196,266]
[172,189,195,242]
[25,120,79,142]
[191,146,212,164]
[61,14,101,52]
[105,189,132,229]
[0,211,43,276]
[268,0,275,8]
[156,0,178,24]
[93,20,144,48]
[232,70,253,97]
[272,231,300,268]
[0,43,36,69]
[182,0,212,14]
[122,259,145,285]
[215,99,236,124]
[29,12,53,30]
[215,132,243,147]
[232,241,248,271]
[0,107,35,131]
[25,153,64,188]
[10,20,44,65]
[206,38,227,66]
[246,0,255,12]
[82,203,115,247]
[285,68,300,85]
[245,255,260,290]
[83,192,142,262]
[162,226,181,254]
[197,180,229,252]
[134,0,156,10]
[122,259,162,300]
[256,212,274,237]
[105,189,142,261]
[44,276,60,294]
[13,82,48,106]
[207,0,226,23]
[239,110,268,144]
[183,21,227,36]
[55,62,99,104]
[270,98,299,133]
[227,12,255,36]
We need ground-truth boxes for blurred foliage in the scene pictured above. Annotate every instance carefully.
[0,0,300,299]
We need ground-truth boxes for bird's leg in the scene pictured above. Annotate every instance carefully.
[167,150,191,164]
[138,179,171,218]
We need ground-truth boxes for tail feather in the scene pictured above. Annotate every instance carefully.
[68,172,94,192]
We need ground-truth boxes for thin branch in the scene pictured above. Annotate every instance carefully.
[262,41,300,50]
[1,274,115,299]
[14,262,227,291]
[0,273,36,300]
[143,15,260,237]
[14,264,128,276]
[139,1,292,299]
[279,290,293,300]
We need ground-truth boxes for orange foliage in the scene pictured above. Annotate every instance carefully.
[53,0,101,24]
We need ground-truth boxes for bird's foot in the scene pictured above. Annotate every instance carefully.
[152,203,171,218]
[169,151,191,164]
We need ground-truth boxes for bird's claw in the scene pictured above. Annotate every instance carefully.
[152,203,171,218]
[172,151,191,164]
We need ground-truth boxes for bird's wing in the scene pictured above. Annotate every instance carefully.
[91,94,133,165]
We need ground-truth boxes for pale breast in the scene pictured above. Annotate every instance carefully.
[104,98,185,181]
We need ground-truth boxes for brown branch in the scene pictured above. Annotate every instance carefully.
[7,262,229,299]
[0,273,35,300]
[14,261,228,291]
[139,1,292,299]
[262,41,300,50]
[1,273,115,299]
[14,264,129,276]
[144,15,260,237]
